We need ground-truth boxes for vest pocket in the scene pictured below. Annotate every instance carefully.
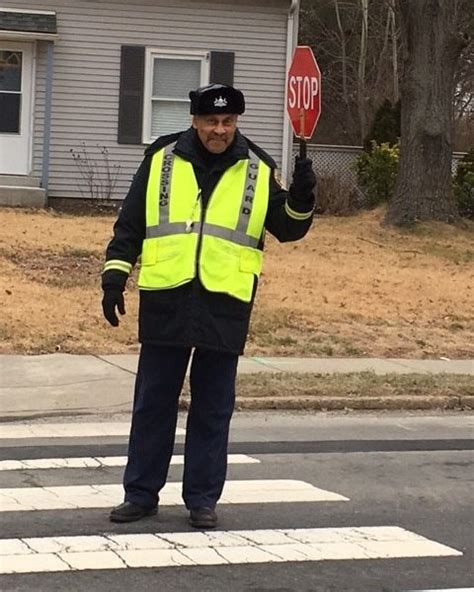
[141,238,157,265]
[140,237,185,265]
[239,248,263,277]
[199,237,263,303]
[138,234,198,290]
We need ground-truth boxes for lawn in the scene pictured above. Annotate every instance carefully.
[0,206,472,358]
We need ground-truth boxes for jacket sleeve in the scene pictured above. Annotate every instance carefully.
[264,169,315,242]
[101,156,151,291]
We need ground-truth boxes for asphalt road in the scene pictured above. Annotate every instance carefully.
[0,412,473,592]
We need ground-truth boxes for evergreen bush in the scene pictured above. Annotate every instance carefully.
[354,142,400,208]
[363,99,401,152]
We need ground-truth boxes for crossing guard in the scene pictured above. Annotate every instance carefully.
[101,83,317,528]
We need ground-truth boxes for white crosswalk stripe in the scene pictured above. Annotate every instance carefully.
[0,527,461,574]
[0,480,348,512]
[0,422,185,439]
[0,421,463,577]
[0,454,260,471]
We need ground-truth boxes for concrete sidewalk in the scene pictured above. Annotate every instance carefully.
[0,353,472,419]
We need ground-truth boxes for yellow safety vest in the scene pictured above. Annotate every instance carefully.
[138,143,271,303]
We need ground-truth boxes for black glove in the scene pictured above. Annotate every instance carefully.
[290,156,317,202]
[102,289,125,327]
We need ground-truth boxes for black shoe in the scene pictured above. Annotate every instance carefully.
[109,501,157,523]
[189,507,218,529]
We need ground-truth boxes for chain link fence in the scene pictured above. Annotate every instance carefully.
[291,144,467,215]
[292,144,466,191]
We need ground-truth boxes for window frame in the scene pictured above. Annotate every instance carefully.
[142,48,209,144]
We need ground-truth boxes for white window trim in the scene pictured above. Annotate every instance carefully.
[142,48,209,144]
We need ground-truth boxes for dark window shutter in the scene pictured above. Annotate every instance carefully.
[118,45,145,144]
[209,51,235,86]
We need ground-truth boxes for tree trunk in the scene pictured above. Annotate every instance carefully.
[385,0,468,226]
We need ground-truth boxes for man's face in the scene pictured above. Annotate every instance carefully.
[192,114,238,154]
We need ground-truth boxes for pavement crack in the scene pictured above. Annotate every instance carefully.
[1,377,116,390]
[93,355,137,376]
[234,534,258,546]
[20,539,38,554]
[173,550,196,565]
[157,534,184,548]
[54,553,74,570]
[213,548,230,564]
[110,549,128,568]
[278,531,301,544]
[261,547,288,562]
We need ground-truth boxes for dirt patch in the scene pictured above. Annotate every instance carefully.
[0,247,102,288]
[0,206,473,357]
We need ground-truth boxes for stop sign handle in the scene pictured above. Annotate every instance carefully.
[299,108,307,159]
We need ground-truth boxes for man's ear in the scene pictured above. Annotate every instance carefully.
[191,115,198,129]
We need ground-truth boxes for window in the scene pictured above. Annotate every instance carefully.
[117,47,234,145]
[0,50,22,134]
[143,50,208,143]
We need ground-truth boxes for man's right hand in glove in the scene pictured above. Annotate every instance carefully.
[102,289,126,327]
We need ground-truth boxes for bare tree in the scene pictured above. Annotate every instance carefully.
[388,0,399,102]
[453,5,474,151]
[334,0,349,105]
[385,0,471,225]
[300,0,401,144]
[357,0,369,139]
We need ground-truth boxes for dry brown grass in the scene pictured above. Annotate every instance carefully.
[0,206,473,357]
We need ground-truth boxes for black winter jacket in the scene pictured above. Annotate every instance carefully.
[102,127,314,354]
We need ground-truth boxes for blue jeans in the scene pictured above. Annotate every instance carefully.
[123,344,238,509]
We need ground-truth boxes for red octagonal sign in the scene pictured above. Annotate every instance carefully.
[287,46,322,140]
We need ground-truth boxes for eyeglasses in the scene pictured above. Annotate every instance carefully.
[198,116,238,128]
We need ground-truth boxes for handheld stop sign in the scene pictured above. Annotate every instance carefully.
[287,46,322,158]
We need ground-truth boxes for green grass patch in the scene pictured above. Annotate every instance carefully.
[234,372,474,399]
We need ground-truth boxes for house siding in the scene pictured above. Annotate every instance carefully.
[1,0,290,200]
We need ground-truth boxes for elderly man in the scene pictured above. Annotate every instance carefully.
[102,83,316,528]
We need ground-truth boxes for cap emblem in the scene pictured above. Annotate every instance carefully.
[214,96,228,108]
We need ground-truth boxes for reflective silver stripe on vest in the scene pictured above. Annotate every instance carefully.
[158,143,176,225]
[146,222,190,238]
[200,222,260,248]
[147,222,259,248]
[236,153,260,235]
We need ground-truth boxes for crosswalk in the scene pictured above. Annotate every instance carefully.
[0,421,464,583]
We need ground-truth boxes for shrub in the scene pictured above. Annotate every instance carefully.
[70,143,121,201]
[315,174,364,216]
[353,142,400,208]
[453,149,474,219]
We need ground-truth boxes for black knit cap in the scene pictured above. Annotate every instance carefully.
[189,84,245,115]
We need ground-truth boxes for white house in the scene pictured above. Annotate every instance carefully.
[0,0,300,207]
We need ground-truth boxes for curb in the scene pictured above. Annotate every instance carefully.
[177,395,474,412]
